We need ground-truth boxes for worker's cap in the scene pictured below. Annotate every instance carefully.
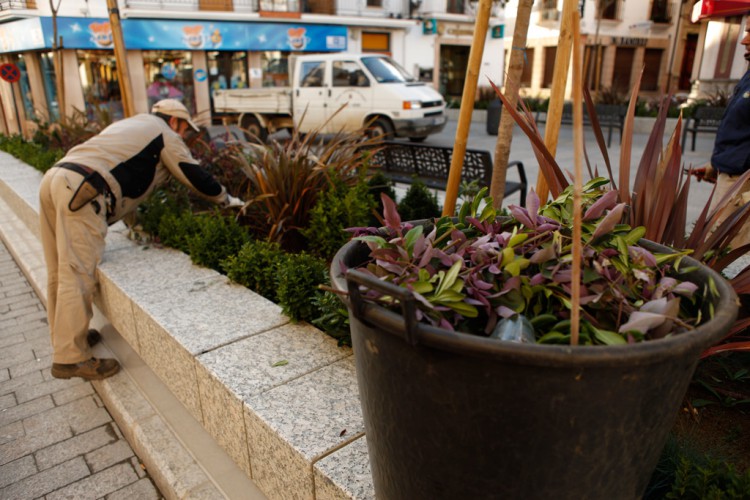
[151,99,200,132]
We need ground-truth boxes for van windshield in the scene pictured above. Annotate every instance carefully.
[361,56,415,83]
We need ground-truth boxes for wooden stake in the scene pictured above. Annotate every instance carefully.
[442,0,493,217]
[107,0,136,117]
[570,10,583,346]
[534,0,578,203]
[490,0,534,209]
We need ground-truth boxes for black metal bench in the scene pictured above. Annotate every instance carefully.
[681,106,726,152]
[370,141,528,207]
[535,103,627,147]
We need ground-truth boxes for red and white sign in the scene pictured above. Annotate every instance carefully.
[691,0,750,22]
[0,63,20,83]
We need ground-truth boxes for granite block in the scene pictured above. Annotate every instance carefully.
[314,437,374,500]
[196,323,351,476]
[244,357,363,500]
[136,277,289,355]
[95,273,139,353]
[134,309,204,423]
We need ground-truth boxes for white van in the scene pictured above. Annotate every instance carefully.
[212,53,447,142]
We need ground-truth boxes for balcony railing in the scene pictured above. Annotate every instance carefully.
[124,0,402,16]
[124,0,257,13]
[0,0,37,9]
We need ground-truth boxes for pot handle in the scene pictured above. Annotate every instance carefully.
[345,269,420,346]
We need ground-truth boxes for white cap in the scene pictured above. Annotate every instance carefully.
[151,99,200,132]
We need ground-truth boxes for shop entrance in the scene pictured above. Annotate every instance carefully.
[439,44,470,100]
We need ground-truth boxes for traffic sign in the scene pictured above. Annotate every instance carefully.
[0,63,20,83]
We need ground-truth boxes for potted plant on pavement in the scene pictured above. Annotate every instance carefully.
[330,74,741,497]
[331,183,738,499]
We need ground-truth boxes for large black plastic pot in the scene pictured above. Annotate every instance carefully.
[331,238,738,500]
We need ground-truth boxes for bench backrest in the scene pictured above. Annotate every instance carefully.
[692,106,726,127]
[371,142,491,186]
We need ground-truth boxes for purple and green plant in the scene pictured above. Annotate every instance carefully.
[350,183,711,345]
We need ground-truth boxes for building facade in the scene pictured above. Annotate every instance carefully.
[501,0,748,102]
[0,0,506,136]
[0,0,745,137]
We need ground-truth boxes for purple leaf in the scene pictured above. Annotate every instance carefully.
[618,311,666,334]
[381,193,402,233]
[583,190,619,221]
[527,189,540,220]
[628,246,657,267]
[509,205,535,228]
[591,203,626,241]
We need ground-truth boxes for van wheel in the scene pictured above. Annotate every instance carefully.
[409,136,427,143]
[368,118,394,141]
[241,115,268,142]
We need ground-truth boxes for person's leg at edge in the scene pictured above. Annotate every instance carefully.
[40,168,119,379]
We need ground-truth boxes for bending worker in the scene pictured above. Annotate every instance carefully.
[39,99,243,381]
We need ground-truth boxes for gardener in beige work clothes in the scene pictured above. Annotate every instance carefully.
[39,99,244,380]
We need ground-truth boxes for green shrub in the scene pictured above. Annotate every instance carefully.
[302,176,374,260]
[185,211,250,272]
[222,240,288,302]
[157,211,201,253]
[277,253,328,322]
[136,184,191,237]
[398,180,442,221]
[0,135,63,172]
[645,436,750,500]
[311,290,351,346]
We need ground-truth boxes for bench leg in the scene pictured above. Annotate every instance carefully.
[607,127,613,148]
[691,132,697,152]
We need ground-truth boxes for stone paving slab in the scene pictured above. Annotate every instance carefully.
[0,239,162,499]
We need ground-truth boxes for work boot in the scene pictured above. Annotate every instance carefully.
[87,329,102,347]
[51,357,120,380]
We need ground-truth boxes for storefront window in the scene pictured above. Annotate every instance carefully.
[143,51,195,114]
[262,51,291,87]
[77,50,123,122]
[40,53,60,123]
[207,51,248,91]
[16,55,36,121]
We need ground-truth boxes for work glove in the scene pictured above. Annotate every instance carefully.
[223,194,246,209]
[690,164,717,184]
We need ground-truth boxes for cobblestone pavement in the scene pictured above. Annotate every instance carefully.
[0,239,162,500]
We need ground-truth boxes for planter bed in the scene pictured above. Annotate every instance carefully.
[0,152,375,500]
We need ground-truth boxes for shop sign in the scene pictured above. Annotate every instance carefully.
[194,69,208,82]
[423,19,438,35]
[0,17,347,52]
[122,20,347,52]
[614,37,648,47]
[491,25,504,39]
[0,18,45,52]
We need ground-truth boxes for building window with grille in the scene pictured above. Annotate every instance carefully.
[367,0,383,7]
[599,0,618,20]
[649,0,670,23]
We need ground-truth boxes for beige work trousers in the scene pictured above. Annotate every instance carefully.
[709,172,750,250]
[39,166,108,364]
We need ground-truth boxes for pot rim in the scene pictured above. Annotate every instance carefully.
[331,238,739,367]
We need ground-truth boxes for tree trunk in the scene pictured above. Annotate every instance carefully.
[49,0,65,122]
[490,0,534,208]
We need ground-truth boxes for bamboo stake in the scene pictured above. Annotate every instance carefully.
[534,0,578,203]
[107,0,136,117]
[442,0,493,217]
[490,0,534,209]
[571,10,583,346]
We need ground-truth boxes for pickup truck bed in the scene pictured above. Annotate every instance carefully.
[213,88,292,115]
